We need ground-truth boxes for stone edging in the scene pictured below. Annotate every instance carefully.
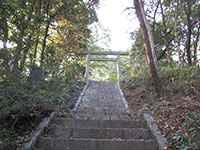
[117,84,130,113]
[72,81,89,113]
[22,112,56,150]
[143,112,168,150]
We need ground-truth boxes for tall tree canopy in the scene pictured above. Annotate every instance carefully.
[132,0,200,65]
[0,0,97,81]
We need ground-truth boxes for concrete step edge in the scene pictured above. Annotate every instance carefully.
[49,123,149,130]
[70,137,156,142]
[35,135,158,150]
[52,118,147,128]
[38,136,156,142]
[71,128,152,139]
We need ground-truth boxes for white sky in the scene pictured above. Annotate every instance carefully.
[96,0,139,51]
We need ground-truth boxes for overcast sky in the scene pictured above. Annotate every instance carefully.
[96,0,139,51]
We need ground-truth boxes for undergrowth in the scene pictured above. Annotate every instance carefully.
[122,64,200,150]
[172,112,200,149]
[0,78,84,148]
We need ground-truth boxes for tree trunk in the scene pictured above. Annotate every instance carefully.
[160,2,173,63]
[193,25,200,64]
[12,29,25,76]
[20,34,33,71]
[40,20,50,66]
[152,0,161,33]
[134,0,161,96]
[40,1,51,66]
[31,35,40,66]
[185,1,192,65]
[2,18,8,49]
[20,5,34,71]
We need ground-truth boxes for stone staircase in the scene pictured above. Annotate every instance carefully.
[33,113,159,150]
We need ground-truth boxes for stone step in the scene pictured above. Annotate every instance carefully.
[45,124,152,139]
[74,112,142,120]
[35,137,158,150]
[44,124,72,138]
[52,118,147,129]
[35,137,66,150]
[69,138,158,150]
[72,128,152,139]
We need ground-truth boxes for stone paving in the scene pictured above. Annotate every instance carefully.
[75,80,130,120]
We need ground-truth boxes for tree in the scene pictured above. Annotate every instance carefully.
[155,0,200,65]
[0,0,97,81]
[134,0,162,96]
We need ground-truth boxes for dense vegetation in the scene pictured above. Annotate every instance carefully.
[0,0,97,148]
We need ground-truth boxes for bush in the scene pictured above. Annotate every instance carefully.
[0,78,84,118]
[159,64,200,81]
[0,77,85,147]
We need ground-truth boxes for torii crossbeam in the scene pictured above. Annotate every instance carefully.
[82,51,129,84]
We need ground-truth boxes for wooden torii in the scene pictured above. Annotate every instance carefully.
[80,51,129,84]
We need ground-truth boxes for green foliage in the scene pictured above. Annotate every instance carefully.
[130,29,146,66]
[0,128,17,145]
[159,64,200,81]
[0,76,84,118]
[0,0,92,119]
[131,0,200,65]
[127,64,148,80]
[173,112,200,150]
[0,0,98,147]
[0,0,97,80]
[0,77,84,146]
[90,61,117,81]
[125,61,200,94]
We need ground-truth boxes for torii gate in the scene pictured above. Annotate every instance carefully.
[83,51,129,84]
[72,51,130,113]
